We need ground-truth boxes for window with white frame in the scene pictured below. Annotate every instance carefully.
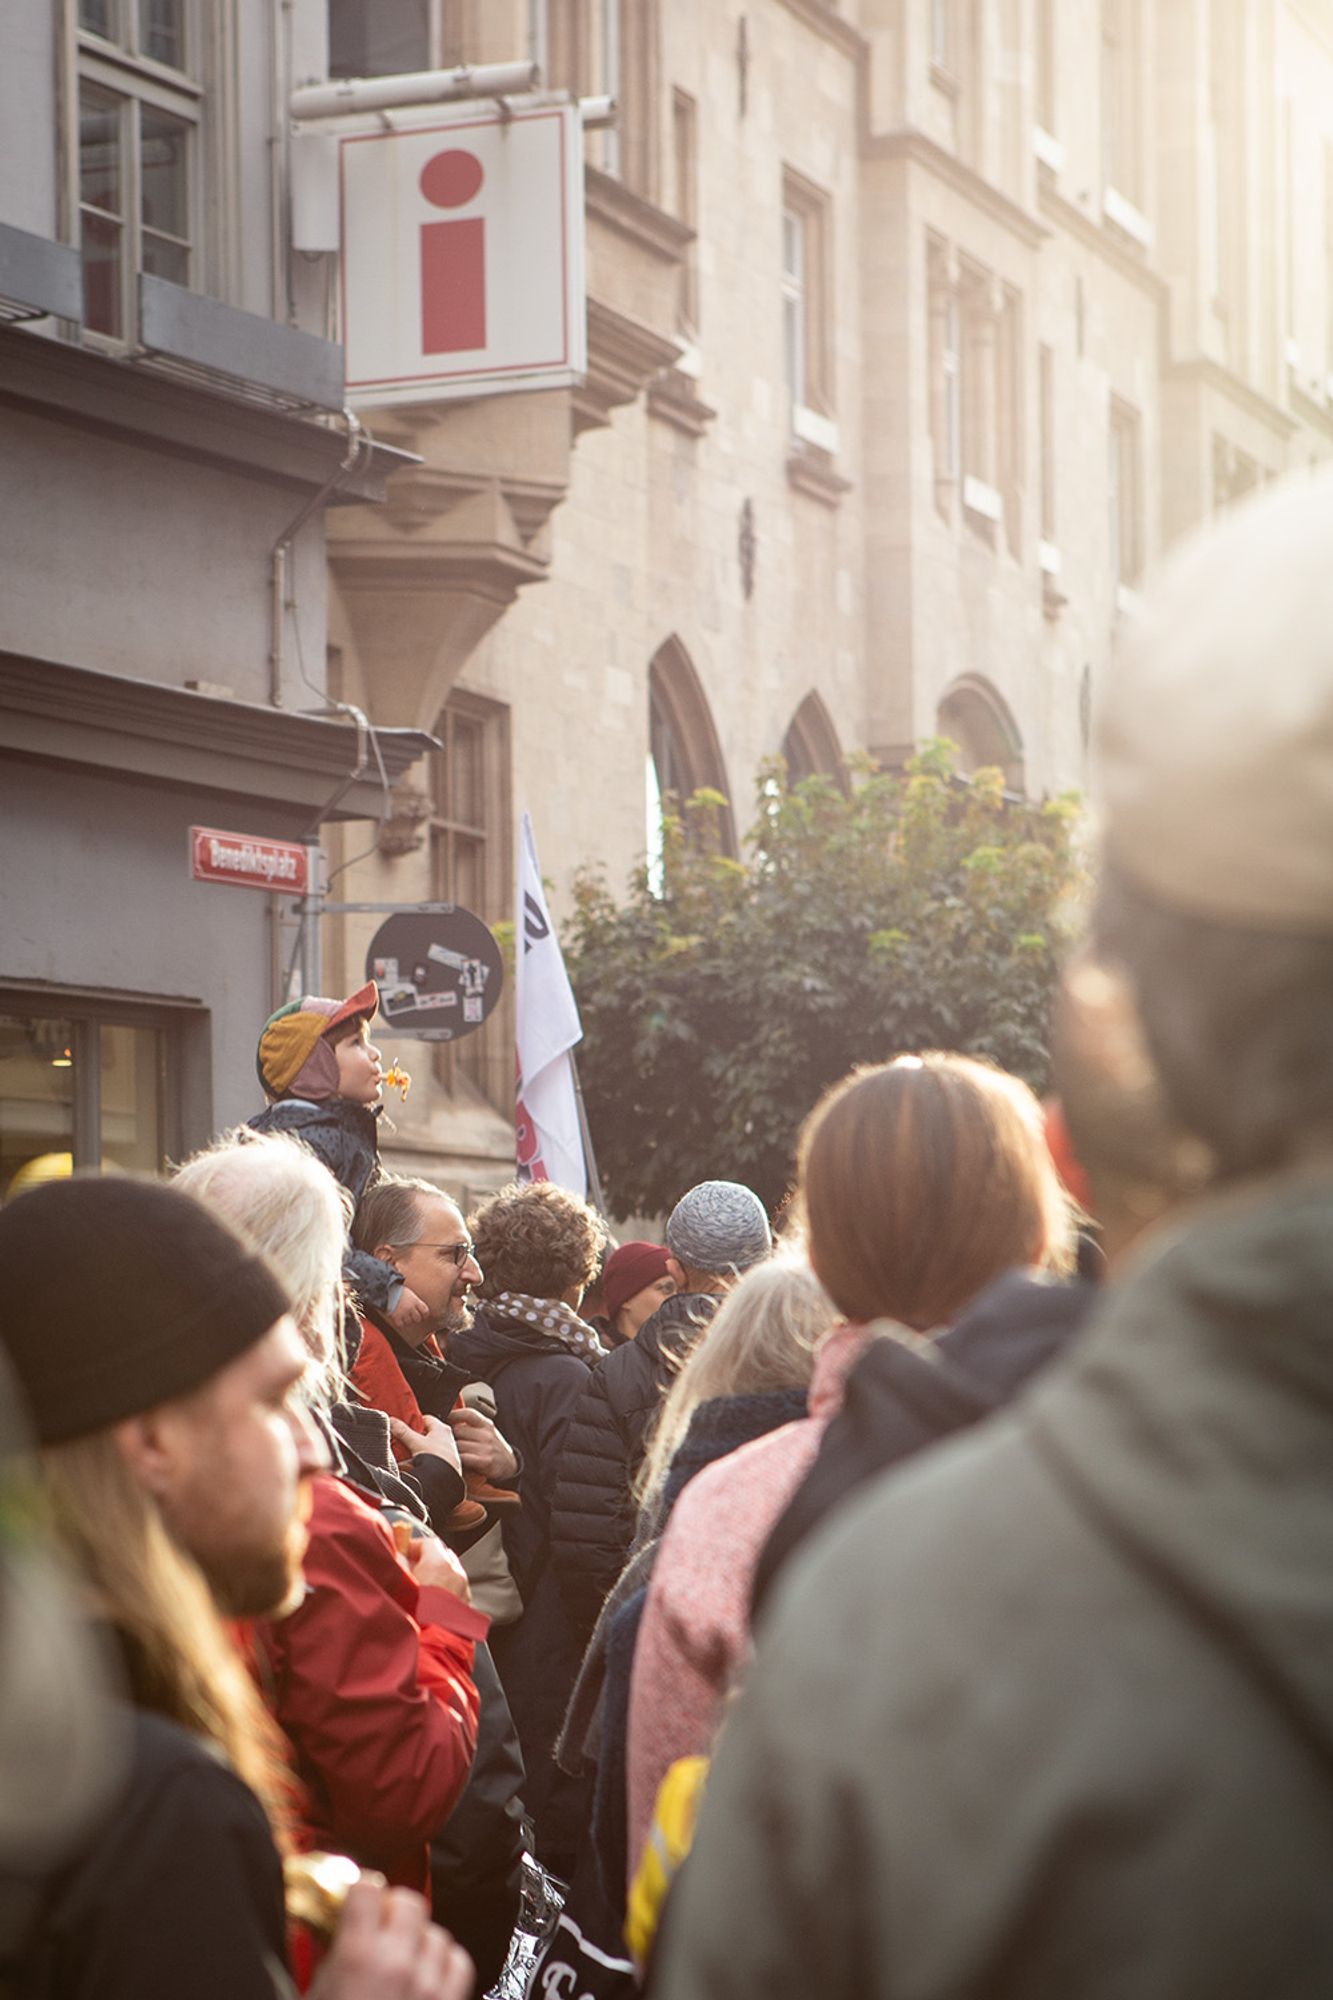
[782,206,806,415]
[1109,398,1142,593]
[1036,0,1056,138]
[927,237,961,515]
[73,0,200,341]
[672,87,699,336]
[781,170,833,435]
[931,0,954,73]
[1101,0,1143,207]
[1038,342,1056,542]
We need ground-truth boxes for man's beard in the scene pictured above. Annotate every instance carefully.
[439,1290,475,1340]
[186,1501,310,1621]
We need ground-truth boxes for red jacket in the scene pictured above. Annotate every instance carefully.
[351,1317,442,1464]
[255,1473,486,1890]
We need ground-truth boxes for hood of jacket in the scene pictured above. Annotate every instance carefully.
[1027,1172,1333,1768]
[660,1386,810,1524]
[635,1289,718,1370]
[448,1304,596,1385]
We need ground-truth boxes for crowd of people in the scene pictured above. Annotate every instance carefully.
[2,468,1333,1997]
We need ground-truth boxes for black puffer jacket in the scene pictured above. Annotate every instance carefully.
[248,1096,400,1315]
[548,1291,718,1641]
[750,1271,1096,1622]
[447,1305,598,1880]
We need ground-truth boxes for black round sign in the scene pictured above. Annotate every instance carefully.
[366,906,504,1041]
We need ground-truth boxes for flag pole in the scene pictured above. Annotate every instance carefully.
[569,1052,608,1218]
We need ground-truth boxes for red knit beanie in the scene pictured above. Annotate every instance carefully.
[601,1241,671,1322]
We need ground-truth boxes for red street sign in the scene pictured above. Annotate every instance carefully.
[190,826,309,894]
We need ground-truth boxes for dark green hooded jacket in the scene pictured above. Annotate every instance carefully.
[657,1173,1333,2000]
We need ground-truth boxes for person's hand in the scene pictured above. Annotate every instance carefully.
[389,1414,462,1476]
[387,1287,432,1338]
[403,1530,472,1602]
[311,1879,474,2000]
[448,1406,518,1481]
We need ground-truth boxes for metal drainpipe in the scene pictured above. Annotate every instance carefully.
[268,409,370,707]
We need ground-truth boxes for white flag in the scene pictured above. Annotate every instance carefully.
[515,811,588,1197]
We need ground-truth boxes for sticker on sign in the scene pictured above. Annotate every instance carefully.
[190,827,310,894]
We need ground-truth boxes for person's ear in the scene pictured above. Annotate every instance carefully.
[373,1240,402,1270]
[112,1408,180,1501]
[665,1253,688,1290]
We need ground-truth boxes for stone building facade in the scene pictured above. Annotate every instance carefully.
[316,0,1333,1197]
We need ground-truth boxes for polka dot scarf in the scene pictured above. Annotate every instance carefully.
[487,1290,607,1364]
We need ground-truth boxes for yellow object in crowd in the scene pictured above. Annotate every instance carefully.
[625,1755,710,1973]
[383,1064,412,1101]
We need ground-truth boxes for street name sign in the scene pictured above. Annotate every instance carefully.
[190,827,310,894]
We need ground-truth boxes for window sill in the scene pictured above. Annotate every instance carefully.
[792,402,839,455]
[1033,126,1064,174]
[787,442,852,506]
[1102,186,1153,251]
[1038,537,1062,577]
[962,474,1003,524]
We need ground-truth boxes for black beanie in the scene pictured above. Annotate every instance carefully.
[0,1177,292,1446]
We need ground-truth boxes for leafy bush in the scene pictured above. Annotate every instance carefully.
[567,743,1082,1217]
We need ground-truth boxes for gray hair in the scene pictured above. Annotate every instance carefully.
[173,1128,349,1407]
[352,1174,460,1259]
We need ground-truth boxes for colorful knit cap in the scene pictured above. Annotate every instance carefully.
[256,980,378,1102]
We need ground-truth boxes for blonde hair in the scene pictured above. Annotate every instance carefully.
[42,1429,295,1852]
[174,1128,349,1407]
[635,1250,835,1529]
[798,1052,1074,1329]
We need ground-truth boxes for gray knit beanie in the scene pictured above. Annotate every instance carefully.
[665,1180,771,1276]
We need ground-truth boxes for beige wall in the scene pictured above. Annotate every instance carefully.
[325,0,1333,1190]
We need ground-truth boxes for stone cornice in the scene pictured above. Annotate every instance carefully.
[1037,183,1167,299]
[1161,352,1299,441]
[647,366,717,437]
[866,130,1048,250]
[774,0,869,62]
[0,323,410,500]
[0,649,436,817]
[585,169,694,267]
[573,298,682,434]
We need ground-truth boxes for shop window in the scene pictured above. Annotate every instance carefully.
[72,0,201,341]
[427,690,512,1112]
[0,1004,175,1196]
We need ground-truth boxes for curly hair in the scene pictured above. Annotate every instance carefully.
[468,1180,608,1303]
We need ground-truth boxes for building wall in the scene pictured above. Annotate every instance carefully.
[0,0,400,1185]
[320,0,1333,1194]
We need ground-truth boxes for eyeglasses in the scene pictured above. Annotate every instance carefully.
[389,1239,476,1268]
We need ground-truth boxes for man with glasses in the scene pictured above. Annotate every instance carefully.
[351,1175,517,1493]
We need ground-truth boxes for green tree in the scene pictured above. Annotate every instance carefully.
[567,745,1081,1217]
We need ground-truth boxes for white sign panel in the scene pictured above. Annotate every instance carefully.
[339,102,586,407]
